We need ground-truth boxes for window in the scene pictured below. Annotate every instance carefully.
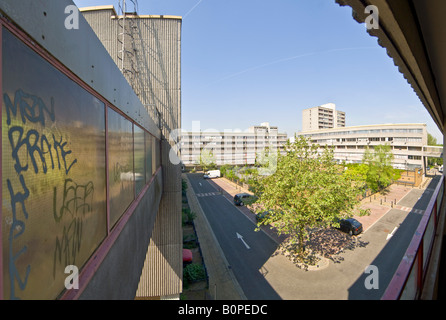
[108,108,135,227]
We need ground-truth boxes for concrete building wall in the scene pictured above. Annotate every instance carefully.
[81,6,182,299]
[0,0,172,299]
[302,103,346,131]
[81,7,181,133]
[78,172,163,299]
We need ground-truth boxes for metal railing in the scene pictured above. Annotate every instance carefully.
[382,175,444,299]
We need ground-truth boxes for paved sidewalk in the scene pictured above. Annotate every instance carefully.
[355,183,415,232]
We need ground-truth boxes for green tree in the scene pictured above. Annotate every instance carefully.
[362,144,400,192]
[255,147,278,176]
[343,163,368,185]
[427,133,443,166]
[251,136,366,258]
[427,133,438,146]
[199,149,216,172]
[219,164,231,176]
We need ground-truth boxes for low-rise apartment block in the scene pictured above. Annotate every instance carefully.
[181,122,288,166]
[298,123,432,170]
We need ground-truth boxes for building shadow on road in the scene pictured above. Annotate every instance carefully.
[347,175,441,300]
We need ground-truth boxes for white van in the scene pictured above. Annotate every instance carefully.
[204,169,221,179]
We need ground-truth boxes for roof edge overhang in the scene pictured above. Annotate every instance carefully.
[79,5,117,15]
[79,5,182,20]
[335,0,444,133]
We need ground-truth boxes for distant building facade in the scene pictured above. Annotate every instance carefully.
[298,123,430,170]
[302,103,346,131]
[181,122,288,166]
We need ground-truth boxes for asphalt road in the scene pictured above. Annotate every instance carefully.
[187,173,282,299]
[187,173,441,299]
[347,175,441,299]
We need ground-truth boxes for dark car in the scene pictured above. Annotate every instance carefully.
[336,218,363,236]
[233,193,257,206]
[256,210,283,223]
[256,211,270,223]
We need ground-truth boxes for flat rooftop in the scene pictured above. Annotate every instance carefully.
[79,5,182,20]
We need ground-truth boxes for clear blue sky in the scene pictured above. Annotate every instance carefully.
[73,0,443,142]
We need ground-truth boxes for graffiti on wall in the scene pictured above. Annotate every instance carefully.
[2,28,107,300]
[2,25,159,300]
[3,88,96,299]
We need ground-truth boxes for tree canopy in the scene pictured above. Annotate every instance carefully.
[251,136,367,257]
[361,144,400,192]
[199,149,216,171]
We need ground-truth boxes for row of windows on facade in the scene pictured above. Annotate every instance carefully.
[181,140,285,145]
[301,128,424,137]
[331,145,423,150]
[182,135,286,140]
[310,137,423,144]
[333,153,422,161]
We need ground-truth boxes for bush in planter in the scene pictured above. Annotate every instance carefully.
[182,208,196,225]
[183,263,206,283]
[183,234,198,249]
[182,179,188,196]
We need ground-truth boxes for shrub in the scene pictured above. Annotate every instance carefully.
[183,263,206,283]
[182,208,196,224]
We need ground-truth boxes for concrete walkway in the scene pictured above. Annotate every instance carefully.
[355,183,415,232]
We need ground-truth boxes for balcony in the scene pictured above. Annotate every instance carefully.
[382,175,445,299]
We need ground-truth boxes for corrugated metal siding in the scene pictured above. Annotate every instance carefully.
[136,188,182,297]
[81,9,182,298]
[131,17,181,136]
[135,137,182,297]
[83,10,181,137]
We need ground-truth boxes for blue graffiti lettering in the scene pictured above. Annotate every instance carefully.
[3,89,55,126]
[6,175,31,300]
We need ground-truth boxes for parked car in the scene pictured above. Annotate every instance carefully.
[256,211,270,223]
[335,218,363,236]
[183,248,193,265]
[233,193,257,206]
[256,210,283,223]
